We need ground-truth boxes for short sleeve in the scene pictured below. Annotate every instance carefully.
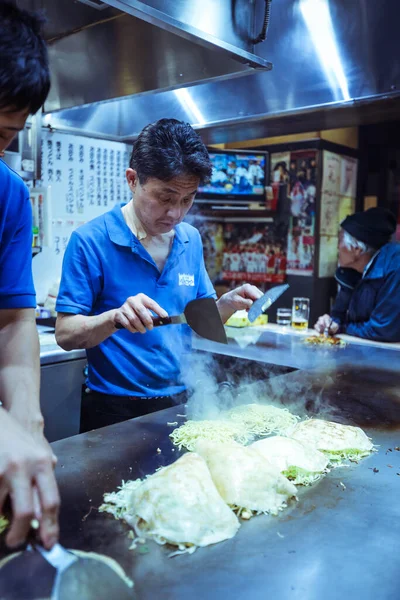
[0,193,36,309]
[56,231,102,315]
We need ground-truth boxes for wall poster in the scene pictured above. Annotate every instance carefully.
[194,218,287,290]
[270,149,317,276]
[318,151,357,277]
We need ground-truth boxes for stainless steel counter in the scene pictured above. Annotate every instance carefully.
[12,363,397,600]
[39,331,86,441]
[194,325,400,373]
[39,323,400,370]
[39,329,86,365]
[40,343,85,365]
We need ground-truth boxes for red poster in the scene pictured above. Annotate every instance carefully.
[195,220,287,288]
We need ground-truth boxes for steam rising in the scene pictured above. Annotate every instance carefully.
[180,351,371,426]
[180,334,400,430]
[180,351,320,422]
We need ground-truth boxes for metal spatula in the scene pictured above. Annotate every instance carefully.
[0,543,133,600]
[248,283,290,323]
[117,297,227,344]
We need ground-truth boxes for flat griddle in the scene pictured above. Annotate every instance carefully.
[1,365,399,600]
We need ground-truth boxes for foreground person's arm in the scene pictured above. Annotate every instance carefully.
[0,409,59,549]
[0,308,60,548]
[0,308,42,435]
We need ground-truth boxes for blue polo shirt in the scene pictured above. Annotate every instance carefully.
[0,160,36,309]
[56,204,216,396]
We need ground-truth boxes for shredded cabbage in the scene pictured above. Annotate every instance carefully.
[322,447,375,465]
[100,479,142,520]
[232,502,290,519]
[228,404,300,437]
[169,419,251,451]
[282,466,327,486]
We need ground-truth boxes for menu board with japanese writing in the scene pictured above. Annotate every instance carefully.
[41,131,131,258]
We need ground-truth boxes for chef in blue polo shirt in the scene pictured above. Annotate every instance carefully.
[56,118,262,432]
[0,2,59,549]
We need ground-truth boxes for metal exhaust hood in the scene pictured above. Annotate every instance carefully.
[40,0,400,145]
[16,0,272,114]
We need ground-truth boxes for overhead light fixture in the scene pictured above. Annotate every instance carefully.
[300,0,350,102]
[174,88,206,126]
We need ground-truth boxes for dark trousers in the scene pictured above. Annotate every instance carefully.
[80,388,187,433]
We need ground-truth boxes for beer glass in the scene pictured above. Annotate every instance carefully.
[291,298,310,330]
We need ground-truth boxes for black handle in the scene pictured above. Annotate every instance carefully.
[115,316,172,330]
[152,316,172,327]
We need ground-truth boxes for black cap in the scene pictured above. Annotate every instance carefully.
[341,207,396,249]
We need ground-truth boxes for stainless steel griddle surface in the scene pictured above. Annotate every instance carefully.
[2,366,400,600]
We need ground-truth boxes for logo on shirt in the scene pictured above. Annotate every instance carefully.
[179,273,195,287]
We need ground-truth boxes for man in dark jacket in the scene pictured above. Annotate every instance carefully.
[315,207,400,342]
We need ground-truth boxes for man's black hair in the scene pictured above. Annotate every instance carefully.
[0,1,50,114]
[130,118,212,185]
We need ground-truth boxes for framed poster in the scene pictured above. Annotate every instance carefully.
[195,218,287,288]
[271,149,318,276]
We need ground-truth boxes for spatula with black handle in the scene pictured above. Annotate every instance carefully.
[115,297,227,344]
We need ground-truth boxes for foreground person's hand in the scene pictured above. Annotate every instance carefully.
[217,284,263,323]
[314,314,339,335]
[114,293,168,333]
[0,409,60,549]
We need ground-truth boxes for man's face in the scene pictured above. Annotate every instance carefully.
[338,229,361,267]
[126,169,199,235]
[0,108,29,155]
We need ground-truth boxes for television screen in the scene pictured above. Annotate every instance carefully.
[197,151,267,199]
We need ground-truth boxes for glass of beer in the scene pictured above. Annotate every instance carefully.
[291,298,310,330]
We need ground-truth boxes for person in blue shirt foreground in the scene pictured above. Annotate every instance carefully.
[56,118,262,432]
[0,2,59,549]
[315,207,400,342]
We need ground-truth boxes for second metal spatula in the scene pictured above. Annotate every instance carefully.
[248,283,290,323]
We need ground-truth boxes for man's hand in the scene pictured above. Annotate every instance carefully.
[0,410,59,549]
[113,293,168,333]
[9,407,57,468]
[314,314,339,335]
[217,284,263,323]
